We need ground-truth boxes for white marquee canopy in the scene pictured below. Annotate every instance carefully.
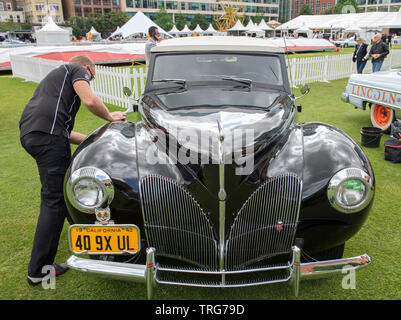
[277,10,401,31]
[112,11,171,38]
[228,20,247,32]
[258,19,273,31]
[35,16,70,46]
[87,26,101,40]
[203,24,219,34]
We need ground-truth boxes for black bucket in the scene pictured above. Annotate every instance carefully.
[360,127,383,148]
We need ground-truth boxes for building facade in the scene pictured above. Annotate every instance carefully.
[357,0,401,12]
[0,0,25,22]
[291,0,336,18]
[120,0,280,25]
[62,0,120,20]
[279,0,291,22]
[22,0,64,24]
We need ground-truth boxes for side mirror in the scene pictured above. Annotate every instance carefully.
[300,84,310,95]
[123,86,132,97]
[123,87,139,113]
[295,85,310,101]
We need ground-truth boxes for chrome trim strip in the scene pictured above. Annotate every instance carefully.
[157,263,291,274]
[145,247,156,300]
[300,254,372,280]
[66,255,146,282]
[291,246,301,297]
[66,252,371,291]
[217,120,226,285]
[156,276,292,288]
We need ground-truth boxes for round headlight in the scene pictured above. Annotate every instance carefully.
[66,167,114,213]
[73,179,104,208]
[327,168,374,214]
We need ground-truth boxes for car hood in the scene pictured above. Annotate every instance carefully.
[348,69,401,93]
[139,87,294,166]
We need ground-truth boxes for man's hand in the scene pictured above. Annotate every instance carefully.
[109,111,127,122]
[372,54,380,59]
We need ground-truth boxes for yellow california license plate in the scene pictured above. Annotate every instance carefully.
[69,224,140,255]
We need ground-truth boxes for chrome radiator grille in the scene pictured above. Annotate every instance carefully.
[140,173,302,273]
[225,173,302,269]
[140,175,218,269]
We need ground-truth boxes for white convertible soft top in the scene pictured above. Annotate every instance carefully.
[151,36,284,54]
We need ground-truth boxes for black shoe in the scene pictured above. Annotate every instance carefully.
[27,263,69,286]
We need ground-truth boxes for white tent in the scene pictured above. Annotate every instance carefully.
[267,20,281,26]
[245,24,265,37]
[203,24,219,35]
[193,24,204,35]
[116,11,171,38]
[258,19,273,31]
[277,11,400,31]
[179,25,193,35]
[294,22,313,38]
[169,25,181,36]
[35,16,70,46]
[228,20,247,35]
[111,26,122,38]
[87,26,102,41]
[344,25,362,33]
[378,8,401,28]
[245,20,254,30]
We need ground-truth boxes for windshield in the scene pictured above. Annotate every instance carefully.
[152,53,283,87]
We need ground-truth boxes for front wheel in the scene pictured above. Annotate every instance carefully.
[370,104,395,133]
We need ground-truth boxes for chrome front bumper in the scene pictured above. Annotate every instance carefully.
[66,246,371,299]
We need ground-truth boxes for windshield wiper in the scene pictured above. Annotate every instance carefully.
[220,76,252,88]
[152,79,186,86]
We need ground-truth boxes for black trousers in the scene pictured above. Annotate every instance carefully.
[21,132,71,277]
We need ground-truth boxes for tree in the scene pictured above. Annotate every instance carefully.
[334,0,359,14]
[189,14,209,30]
[175,12,187,30]
[321,8,334,15]
[0,19,20,32]
[66,11,130,38]
[106,11,130,29]
[299,5,313,15]
[67,16,91,38]
[154,7,173,32]
[252,13,265,25]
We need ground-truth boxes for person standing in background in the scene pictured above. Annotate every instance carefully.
[352,37,368,74]
[145,26,162,73]
[368,33,389,73]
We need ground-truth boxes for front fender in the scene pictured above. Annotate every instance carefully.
[64,122,142,225]
[297,122,374,253]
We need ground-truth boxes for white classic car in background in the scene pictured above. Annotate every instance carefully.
[392,36,401,45]
[333,37,357,48]
[342,69,401,132]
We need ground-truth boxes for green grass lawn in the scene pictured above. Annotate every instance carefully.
[0,73,400,300]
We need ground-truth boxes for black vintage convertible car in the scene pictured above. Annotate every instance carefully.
[65,37,373,299]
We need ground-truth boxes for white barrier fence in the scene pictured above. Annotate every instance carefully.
[10,49,401,109]
[287,49,401,87]
[91,66,146,110]
[10,55,64,83]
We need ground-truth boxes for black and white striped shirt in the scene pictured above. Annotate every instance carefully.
[19,64,90,139]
